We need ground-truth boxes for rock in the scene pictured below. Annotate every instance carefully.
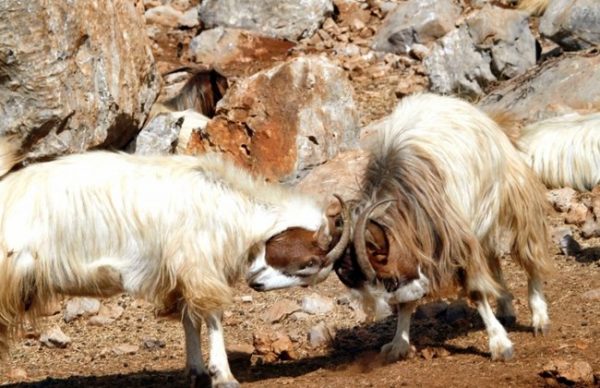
[479,52,600,124]
[581,217,600,239]
[582,289,600,301]
[198,0,334,41]
[372,0,461,55]
[40,325,71,349]
[541,359,595,385]
[551,226,572,245]
[189,27,295,78]
[112,344,139,355]
[63,298,101,323]
[144,5,185,28]
[564,203,589,226]
[263,299,301,323]
[290,311,311,321]
[252,331,298,362]
[186,56,359,183]
[414,300,449,320]
[143,338,166,350]
[424,25,495,98]
[90,315,116,327]
[226,342,254,361]
[0,0,160,161]
[466,5,536,79]
[7,367,27,380]
[540,0,600,51]
[546,188,578,213]
[180,7,200,28]
[240,295,253,303]
[301,293,334,315]
[296,149,369,203]
[308,321,334,348]
[129,114,183,155]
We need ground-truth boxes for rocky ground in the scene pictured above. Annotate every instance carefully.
[1,0,599,387]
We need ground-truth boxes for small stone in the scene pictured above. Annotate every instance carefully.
[263,299,301,323]
[63,297,101,323]
[7,367,27,380]
[421,347,434,361]
[240,295,253,303]
[308,321,333,348]
[582,289,600,301]
[226,342,254,360]
[112,344,139,355]
[291,311,311,321]
[546,188,578,213]
[88,316,114,326]
[564,203,589,226]
[301,293,334,315]
[143,338,166,350]
[40,325,71,349]
[542,359,595,385]
[271,332,295,358]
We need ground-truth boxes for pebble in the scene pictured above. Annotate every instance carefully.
[40,325,71,349]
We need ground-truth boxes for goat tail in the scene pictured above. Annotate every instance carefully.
[501,160,553,279]
[0,137,23,179]
[0,249,48,357]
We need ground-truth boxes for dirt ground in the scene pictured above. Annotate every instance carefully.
[0,211,598,387]
[2,4,599,388]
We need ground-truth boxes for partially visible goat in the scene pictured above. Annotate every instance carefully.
[0,142,350,387]
[516,112,600,191]
[335,93,552,362]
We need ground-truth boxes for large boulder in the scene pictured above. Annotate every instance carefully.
[0,0,160,161]
[540,0,600,51]
[479,51,600,124]
[372,0,461,55]
[424,6,536,98]
[198,0,334,41]
[186,56,359,183]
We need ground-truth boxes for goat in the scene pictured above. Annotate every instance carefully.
[517,0,549,15]
[515,112,600,192]
[0,142,350,387]
[335,93,552,362]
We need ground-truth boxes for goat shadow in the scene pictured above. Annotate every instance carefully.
[2,300,534,387]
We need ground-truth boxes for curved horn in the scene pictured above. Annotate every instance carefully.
[354,199,395,282]
[324,194,351,265]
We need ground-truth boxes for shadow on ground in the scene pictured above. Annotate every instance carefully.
[3,300,535,387]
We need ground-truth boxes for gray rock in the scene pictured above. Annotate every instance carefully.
[372,0,461,54]
[540,0,600,51]
[424,25,496,98]
[301,293,334,315]
[467,6,536,79]
[40,325,71,349]
[308,321,334,348]
[198,0,333,41]
[63,297,101,323]
[143,338,167,350]
[129,114,183,155]
[112,344,139,355]
[0,0,159,162]
[479,52,600,124]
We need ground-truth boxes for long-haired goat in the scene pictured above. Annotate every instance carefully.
[335,93,552,362]
[516,112,600,191]
[0,143,350,387]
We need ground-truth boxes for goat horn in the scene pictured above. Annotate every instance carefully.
[354,199,395,282]
[324,194,351,265]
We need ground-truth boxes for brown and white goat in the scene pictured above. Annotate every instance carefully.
[516,112,600,191]
[0,143,350,387]
[335,93,552,362]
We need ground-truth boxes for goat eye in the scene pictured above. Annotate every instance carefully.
[302,258,317,269]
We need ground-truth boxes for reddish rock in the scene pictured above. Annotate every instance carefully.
[263,299,301,323]
[564,203,590,226]
[186,56,359,183]
[541,359,595,385]
[546,187,578,213]
[190,27,295,77]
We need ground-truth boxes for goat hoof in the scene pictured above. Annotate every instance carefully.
[188,372,211,388]
[533,323,550,337]
[380,341,415,363]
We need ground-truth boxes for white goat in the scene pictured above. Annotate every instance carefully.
[516,112,600,191]
[0,144,349,387]
[335,93,552,362]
